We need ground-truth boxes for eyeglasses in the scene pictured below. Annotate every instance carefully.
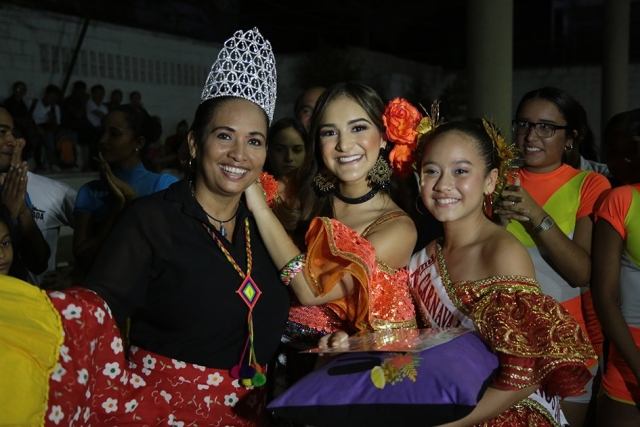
[512,120,569,138]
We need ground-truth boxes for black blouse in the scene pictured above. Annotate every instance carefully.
[84,179,290,369]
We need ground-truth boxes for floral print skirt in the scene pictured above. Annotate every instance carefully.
[45,287,268,426]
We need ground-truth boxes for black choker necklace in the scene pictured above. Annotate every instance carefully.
[190,180,239,237]
[334,188,378,204]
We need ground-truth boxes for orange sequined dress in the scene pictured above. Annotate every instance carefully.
[409,240,596,427]
[285,213,417,345]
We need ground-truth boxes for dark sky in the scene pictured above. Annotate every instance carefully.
[9,0,638,68]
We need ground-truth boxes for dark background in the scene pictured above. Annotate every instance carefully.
[5,0,640,69]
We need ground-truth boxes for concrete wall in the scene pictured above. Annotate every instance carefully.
[0,5,445,137]
[1,5,217,139]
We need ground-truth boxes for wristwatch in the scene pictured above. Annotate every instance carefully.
[533,215,555,233]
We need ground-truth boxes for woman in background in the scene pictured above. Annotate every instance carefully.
[495,87,610,426]
[264,117,309,207]
[72,103,179,273]
[592,108,640,427]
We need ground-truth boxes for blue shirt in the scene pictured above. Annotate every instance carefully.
[74,163,179,222]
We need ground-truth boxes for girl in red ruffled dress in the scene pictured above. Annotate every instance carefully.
[246,82,421,344]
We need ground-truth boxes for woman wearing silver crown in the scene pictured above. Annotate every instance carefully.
[0,28,289,426]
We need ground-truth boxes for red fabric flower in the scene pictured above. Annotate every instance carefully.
[383,98,423,147]
[259,171,279,208]
[389,144,415,179]
[383,97,422,178]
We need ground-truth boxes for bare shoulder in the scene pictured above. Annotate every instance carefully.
[480,226,535,278]
[365,210,418,269]
[367,210,417,241]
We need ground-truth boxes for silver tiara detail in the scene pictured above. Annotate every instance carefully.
[201,27,277,124]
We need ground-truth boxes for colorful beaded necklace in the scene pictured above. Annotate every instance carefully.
[202,218,266,387]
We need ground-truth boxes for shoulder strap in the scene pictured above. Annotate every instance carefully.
[361,211,408,237]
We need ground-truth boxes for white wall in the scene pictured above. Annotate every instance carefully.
[1,5,218,139]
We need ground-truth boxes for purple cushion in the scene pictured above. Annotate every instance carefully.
[268,331,499,427]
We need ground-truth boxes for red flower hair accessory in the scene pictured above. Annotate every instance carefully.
[258,171,279,208]
[383,98,423,179]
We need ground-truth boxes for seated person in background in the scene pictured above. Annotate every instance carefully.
[264,117,309,206]
[72,104,179,274]
[13,123,77,287]
[31,84,62,172]
[0,107,50,276]
[2,81,39,165]
[106,88,123,112]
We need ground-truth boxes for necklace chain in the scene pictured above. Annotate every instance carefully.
[202,218,252,278]
[191,180,239,237]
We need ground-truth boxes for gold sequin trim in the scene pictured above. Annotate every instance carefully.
[371,318,418,330]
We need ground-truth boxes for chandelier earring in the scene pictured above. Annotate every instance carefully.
[367,148,393,190]
[313,168,338,195]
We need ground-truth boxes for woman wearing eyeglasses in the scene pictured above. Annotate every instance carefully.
[494,86,611,427]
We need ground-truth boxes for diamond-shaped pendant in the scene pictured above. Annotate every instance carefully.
[237,276,261,309]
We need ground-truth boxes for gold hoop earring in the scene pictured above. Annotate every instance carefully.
[415,195,427,215]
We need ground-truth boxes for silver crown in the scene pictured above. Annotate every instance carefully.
[201,27,277,124]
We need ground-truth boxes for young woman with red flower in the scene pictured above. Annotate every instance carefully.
[245,82,420,344]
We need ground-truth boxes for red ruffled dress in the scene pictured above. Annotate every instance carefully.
[285,213,417,344]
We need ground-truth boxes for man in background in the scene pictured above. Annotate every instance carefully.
[294,85,325,132]
[0,106,50,277]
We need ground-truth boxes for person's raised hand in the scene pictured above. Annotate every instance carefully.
[1,162,28,220]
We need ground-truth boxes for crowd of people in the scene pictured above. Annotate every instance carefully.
[1,80,186,177]
[0,26,639,427]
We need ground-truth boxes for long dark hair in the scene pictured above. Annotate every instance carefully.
[515,87,595,165]
[279,82,412,248]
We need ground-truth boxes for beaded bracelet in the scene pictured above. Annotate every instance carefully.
[280,253,307,286]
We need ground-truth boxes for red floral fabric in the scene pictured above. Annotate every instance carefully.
[44,287,268,426]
